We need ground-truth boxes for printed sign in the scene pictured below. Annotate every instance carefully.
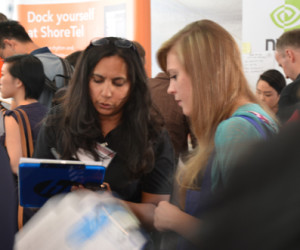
[17,1,133,58]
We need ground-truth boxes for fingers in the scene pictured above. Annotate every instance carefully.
[100,182,111,191]
[71,184,85,191]
[71,183,111,192]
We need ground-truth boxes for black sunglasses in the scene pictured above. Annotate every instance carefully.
[90,37,137,53]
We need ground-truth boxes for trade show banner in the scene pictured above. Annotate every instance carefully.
[17,0,134,58]
[242,0,300,89]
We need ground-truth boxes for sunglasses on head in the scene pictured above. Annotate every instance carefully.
[90,37,137,53]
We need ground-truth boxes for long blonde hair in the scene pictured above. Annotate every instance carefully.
[157,19,258,189]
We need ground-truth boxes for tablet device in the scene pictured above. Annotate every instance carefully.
[18,158,106,208]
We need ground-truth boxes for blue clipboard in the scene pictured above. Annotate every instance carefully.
[18,158,106,208]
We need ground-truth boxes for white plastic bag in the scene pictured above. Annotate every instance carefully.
[14,191,147,250]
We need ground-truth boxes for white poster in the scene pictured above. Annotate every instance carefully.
[242,0,285,90]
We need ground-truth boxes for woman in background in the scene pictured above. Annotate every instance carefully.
[256,69,286,114]
[153,19,278,249]
[0,54,48,174]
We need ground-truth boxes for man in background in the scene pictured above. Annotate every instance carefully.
[0,20,71,108]
[133,41,195,162]
[275,29,300,123]
[148,72,195,161]
[0,13,9,134]
[0,13,8,85]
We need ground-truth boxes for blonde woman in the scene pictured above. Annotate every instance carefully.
[153,20,278,249]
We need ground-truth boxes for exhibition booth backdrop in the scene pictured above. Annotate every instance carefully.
[1,0,300,89]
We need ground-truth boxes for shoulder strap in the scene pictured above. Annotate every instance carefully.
[234,115,268,139]
[12,110,28,157]
[12,109,34,230]
[11,108,34,231]
[59,57,73,87]
[13,109,34,157]
[18,109,34,157]
[43,58,73,93]
[44,77,58,92]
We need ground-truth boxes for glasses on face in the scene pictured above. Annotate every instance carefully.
[89,37,138,55]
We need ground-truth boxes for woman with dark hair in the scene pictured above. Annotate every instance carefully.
[0,54,48,174]
[256,69,286,114]
[33,37,175,229]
